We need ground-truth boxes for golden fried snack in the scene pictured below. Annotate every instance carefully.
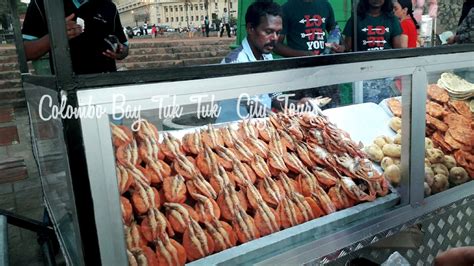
[387,98,402,117]
[427,84,449,104]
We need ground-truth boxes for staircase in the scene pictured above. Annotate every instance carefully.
[0,46,22,107]
[0,38,235,106]
[118,38,234,70]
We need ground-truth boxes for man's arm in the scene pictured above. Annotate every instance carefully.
[392,35,402,48]
[23,13,82,61]
[24,35,50,61]
[274,35,313,57]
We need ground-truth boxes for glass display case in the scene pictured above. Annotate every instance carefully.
[23,47,474,265]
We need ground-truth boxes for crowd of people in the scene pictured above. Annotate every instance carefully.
[218,0,474,121]
[20,0,473,76]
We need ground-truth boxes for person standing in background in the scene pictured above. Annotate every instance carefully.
[151,24,157,38]
[220,8,231,37]
[219,1,283,122]
[412,0,437,23]
[274,0,341,57]
[457,0,474,26]
[143,21,148,35]
[393,0,420,48]
[22,0,129,74]
[447,5,474,44]
[272,0,342,108]
[204,16,210,37]
[342,0,402,103]
[342,0,402,51]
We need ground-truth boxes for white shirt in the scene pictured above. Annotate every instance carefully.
[221,38,273,63]
[218,38,273,123]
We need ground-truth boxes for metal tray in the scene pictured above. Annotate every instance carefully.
[323,102,396,146]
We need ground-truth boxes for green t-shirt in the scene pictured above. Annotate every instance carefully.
[282,0,336,55]
[343,14,402,51]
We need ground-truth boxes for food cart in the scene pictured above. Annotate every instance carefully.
[10,0,474,264]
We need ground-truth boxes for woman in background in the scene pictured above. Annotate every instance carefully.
[341,0,402,103]
[394,0,420,48]
[342,0,402,52]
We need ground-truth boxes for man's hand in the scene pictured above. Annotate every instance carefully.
[435,247,474,266]
[65,14,83,40]
[103,43,129,60]
[447,35,458,44]
[331,43,346,53]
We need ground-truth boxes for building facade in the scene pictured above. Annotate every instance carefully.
[115,0,238,29]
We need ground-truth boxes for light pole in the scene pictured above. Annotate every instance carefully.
[185,0,190,28]
[131,10,137,27]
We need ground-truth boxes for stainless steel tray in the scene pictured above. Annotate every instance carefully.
[323,102,396,146]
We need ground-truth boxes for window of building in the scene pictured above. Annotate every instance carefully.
[175,6,178,12]
[215,3,218,9]
[191,16,194,21]
[176,17,178,21]
[167,17,169,22]
[230,1,232,8]
[190,5,193,11]
[195,5,198,10]
[196,16,199,21]
[164,7,168,12]
[181,16,184,22]
[180,5,183,11]
[201,15,204,20]
[200,4,203,10]
[171,17,174,22]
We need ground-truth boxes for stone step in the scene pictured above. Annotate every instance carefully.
[182,56,221,66]
[0,71,20,80]
[0,88,24,100]
[121,53,179,63]
[118,59,184,70]
[0,46,17,57]
[0,98,25,108]
[118,55,223,70]
[129,39,234,49]
[122,50,228,63]
[0,63,19,72]
[0,55,18,64]
[128,44,231,56]
[0,80,22,90]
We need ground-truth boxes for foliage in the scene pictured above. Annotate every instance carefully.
[0,0,27,30]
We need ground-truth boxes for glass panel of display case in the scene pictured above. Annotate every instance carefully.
[107,75,407,264]
[24,83,83,264]
[423,67,473,198]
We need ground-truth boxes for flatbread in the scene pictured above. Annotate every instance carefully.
[438,72,474,93]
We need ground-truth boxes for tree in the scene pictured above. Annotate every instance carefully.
[0,0,27,30]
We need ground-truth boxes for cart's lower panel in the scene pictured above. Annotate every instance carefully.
[319,195,473,265]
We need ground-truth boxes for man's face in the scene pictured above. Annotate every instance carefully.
[247,15,283,55]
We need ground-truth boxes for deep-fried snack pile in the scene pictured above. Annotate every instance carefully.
[387,84,474,178]
[111,111,390,265]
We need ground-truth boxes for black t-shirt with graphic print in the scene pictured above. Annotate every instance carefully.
[343,14,402,51]
[281,0,336,55]
[22,0,127,74]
